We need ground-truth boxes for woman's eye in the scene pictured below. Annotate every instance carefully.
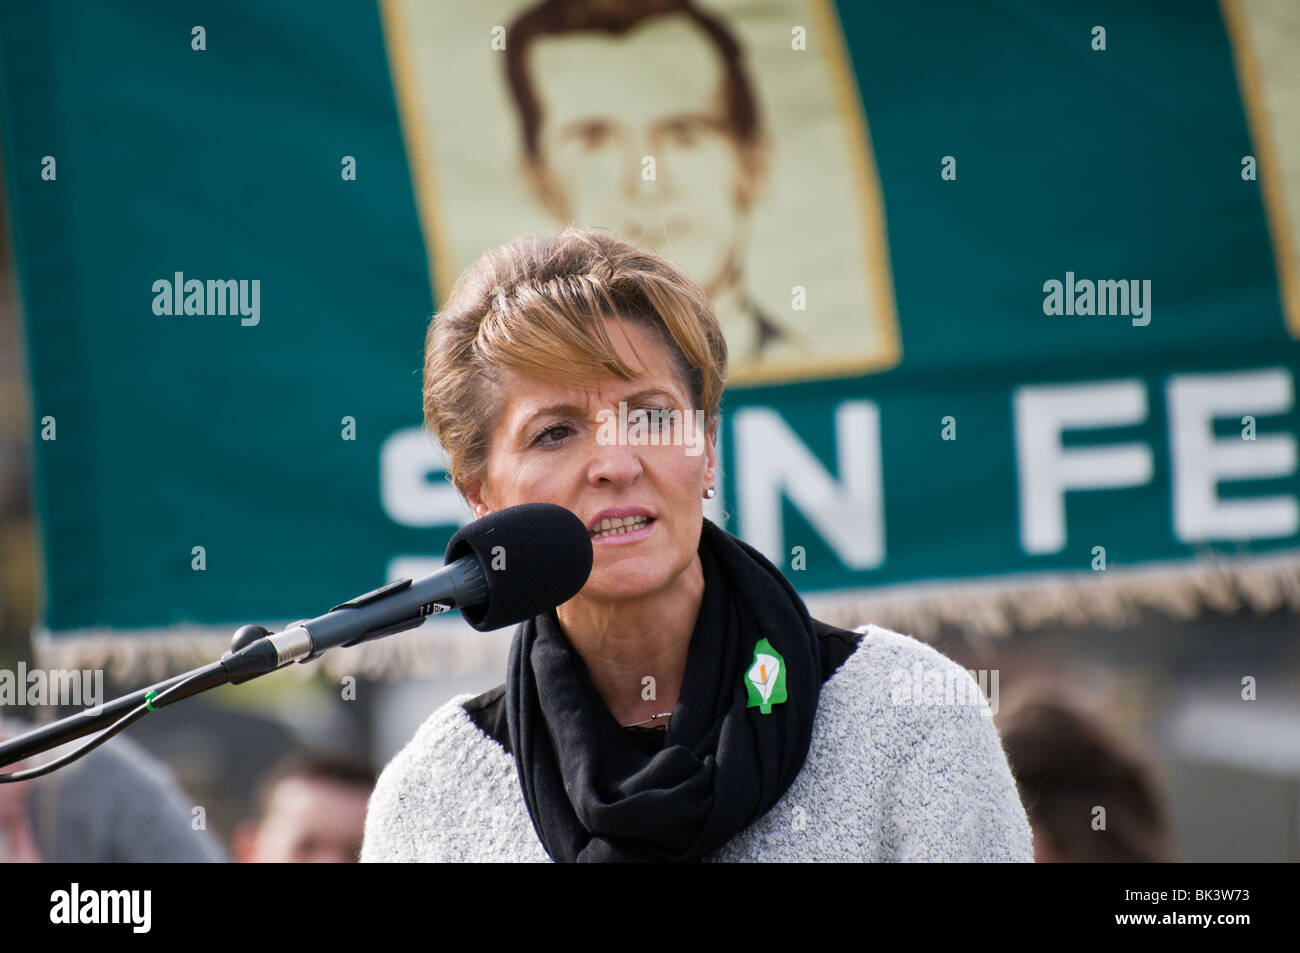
[534,424,571,446]
[630,406,673,430]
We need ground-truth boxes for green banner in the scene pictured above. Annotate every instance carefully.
[2,0,1298,668]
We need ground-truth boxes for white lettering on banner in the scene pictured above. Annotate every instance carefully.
[386,555,446,585]
[1167,368,1297,541]
[1015,369,1298,555]
[377,368,1298,579]
[379,427,473,527]
[1014,380,1154,555]
[734,401,885,569]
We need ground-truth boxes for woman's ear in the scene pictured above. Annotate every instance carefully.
[463,477,491,520]
[705,416,720,481]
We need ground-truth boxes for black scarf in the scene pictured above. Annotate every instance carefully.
[506,517,822,862]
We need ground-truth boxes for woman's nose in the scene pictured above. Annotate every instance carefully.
[585,435,643,486]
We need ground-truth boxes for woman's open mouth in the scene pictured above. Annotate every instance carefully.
[590,515,656,544]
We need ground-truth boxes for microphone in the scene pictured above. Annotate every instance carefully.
[0,504,594,773]
[224,502,594,678]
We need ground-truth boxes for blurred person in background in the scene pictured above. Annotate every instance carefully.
[233,751,374,863]
[0,737,39,862]
[998,690,1179,863]
[0,718,228,862]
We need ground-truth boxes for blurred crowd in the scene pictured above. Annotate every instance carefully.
[0,674,1179,863]
[0,721,375,863]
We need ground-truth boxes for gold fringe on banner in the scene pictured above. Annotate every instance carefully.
[804,551,1300,640]
[32,552,1300,683]
[33,615,512,687]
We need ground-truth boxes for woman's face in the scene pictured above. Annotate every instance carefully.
[463,317,717,605]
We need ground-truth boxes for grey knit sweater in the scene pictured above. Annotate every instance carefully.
[362,624,1034,862]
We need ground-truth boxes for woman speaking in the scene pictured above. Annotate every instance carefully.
[362,227,1033,862]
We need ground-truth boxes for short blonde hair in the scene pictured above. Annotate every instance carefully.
[423,227,728,496]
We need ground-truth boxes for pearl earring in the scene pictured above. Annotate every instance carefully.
[704,485,716,499]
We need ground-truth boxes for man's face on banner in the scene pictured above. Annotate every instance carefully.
[525,15,762,295]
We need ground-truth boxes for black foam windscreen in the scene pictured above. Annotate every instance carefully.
[443,502,594,631]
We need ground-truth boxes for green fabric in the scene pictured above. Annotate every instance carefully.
[1,1,1297,640]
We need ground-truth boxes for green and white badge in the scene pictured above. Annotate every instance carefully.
[745,638,787,714]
